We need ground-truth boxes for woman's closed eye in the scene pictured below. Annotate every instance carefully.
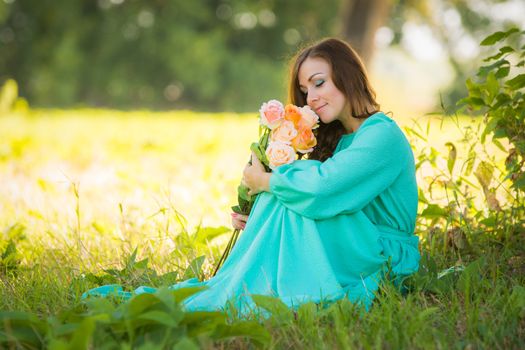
[300,79,325,96]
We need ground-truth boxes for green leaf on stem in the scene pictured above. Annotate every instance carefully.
[477,59,509,77]
[480,28,519,46]
[484,46,515,62]
[420,204,449,219]
[183,256,205,280]
[238,184,252,202]
[250,142,269,167]
[445,142,457,175]
[231,205,245,215]
[506,74,525,90]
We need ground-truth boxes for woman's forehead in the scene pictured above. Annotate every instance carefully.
[298,57,331,84]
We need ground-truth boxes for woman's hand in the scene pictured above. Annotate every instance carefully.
[243,152,271,196]
[231,212,248,230]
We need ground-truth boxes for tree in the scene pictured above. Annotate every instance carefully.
[340,0,393,63]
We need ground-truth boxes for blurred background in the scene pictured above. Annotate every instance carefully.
[0,0,523,117]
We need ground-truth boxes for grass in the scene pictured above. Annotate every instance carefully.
[0,109,524,349]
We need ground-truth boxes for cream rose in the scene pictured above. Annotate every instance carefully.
[259,99,285,129]
[270,120,298,144]
[298,106,320,129]
[265,141,296,169]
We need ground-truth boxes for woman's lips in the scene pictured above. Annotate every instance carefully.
[315,104,327,113]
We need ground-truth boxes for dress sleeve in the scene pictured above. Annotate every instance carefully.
[268,120,408,220]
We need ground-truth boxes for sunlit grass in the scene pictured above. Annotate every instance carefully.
[0,109,504,271]
[0,110,260,279]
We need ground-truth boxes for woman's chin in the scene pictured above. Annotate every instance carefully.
[319,114,335,124]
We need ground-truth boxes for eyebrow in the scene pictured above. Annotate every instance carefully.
[299,72,324,88]
[308,72,323,81]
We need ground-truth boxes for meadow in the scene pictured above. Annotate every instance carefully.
[0,109,524,349]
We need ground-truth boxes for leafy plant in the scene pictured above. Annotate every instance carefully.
[459,27,525,193]
[78,248,177,289]
[0,287,270,349]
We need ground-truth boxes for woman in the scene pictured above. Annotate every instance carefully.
[85,38,420,315]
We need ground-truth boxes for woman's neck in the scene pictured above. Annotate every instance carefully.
[342,115,366,133]
[340,104,377,133]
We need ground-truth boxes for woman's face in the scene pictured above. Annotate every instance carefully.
[298,57,347,125]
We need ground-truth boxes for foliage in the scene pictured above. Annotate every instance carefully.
[0,0,340,111]
[0,287,270,349]
[400,28,525,267]
[389,0,525,108]
[459,27,525,193]
[405,112,524,257]
[75,247,178,290]
[2,0,522,112]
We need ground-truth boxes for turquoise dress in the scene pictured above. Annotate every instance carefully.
[84,112,420,315]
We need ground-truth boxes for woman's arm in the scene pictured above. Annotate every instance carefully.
[267,121,411,220]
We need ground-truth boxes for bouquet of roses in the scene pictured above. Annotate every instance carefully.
[213,99,319,275]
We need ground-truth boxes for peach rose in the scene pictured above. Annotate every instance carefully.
[259,100,285,129]
[265,141,296,169]
[298,106,320,129]
[270,120,298,144]
[292,127,317,153]
[284,104,302,125]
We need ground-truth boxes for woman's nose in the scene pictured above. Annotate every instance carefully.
[307,91,319,105]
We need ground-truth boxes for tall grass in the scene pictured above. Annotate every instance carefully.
[1,110,524,349]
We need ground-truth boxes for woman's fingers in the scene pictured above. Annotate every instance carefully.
[232,218,246,230]
[231,213,248,230]
[251,151,264,170]
[232,220,243,230]
[240,214,249,221]
[231,213,248,222]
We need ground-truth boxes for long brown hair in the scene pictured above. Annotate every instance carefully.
[288,38,380,161]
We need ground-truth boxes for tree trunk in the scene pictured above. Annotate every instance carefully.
[340,0,392,64]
